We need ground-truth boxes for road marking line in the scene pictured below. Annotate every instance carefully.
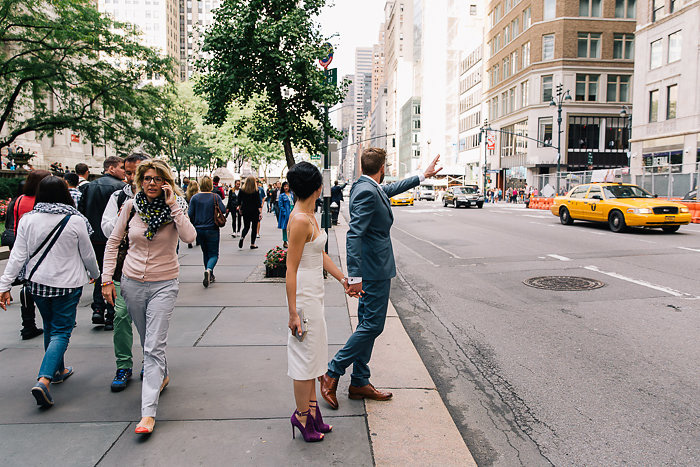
[521,214,550,218]
[548,254,572,262]
[394,227,462,259]
[678,246,700,253]
[393,238,439,267]
[584,265,699,299]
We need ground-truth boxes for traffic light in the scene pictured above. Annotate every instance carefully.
[587,152,593,166]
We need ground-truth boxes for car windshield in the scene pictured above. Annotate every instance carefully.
[602,185,653,199]
[454,187,477,194]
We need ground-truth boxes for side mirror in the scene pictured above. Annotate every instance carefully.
[654,194,659,198]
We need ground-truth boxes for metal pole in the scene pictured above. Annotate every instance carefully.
[556,105,562,195]
[323,104,330,254]
[483,128,487,193]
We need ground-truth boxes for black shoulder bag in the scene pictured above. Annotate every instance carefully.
[14,214,72,286]
[113,205,136,281]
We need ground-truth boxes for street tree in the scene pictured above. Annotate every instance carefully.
[195,0,347,168]
[0,0,173,152]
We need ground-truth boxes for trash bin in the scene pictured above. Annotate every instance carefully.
[330,201,340,225]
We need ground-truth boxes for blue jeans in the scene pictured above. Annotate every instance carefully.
[197,228,220,271]
[328,279,391,387]
[34,288,83,380]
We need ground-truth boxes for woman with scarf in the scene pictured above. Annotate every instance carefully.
[277,181,293,248]
[0,176,100,409]
[102,159,196,435]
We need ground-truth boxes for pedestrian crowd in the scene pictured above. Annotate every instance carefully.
[0,147,443,446]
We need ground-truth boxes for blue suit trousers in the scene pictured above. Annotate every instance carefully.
[328,279,391,387]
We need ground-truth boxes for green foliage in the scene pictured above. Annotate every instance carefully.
[195,0,347,168]
[0,0,174,152]
[0,177,21,200]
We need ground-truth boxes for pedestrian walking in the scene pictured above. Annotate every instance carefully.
[100,152,149,392]
[0,176,100,409]
[278,181,293,248]
[238,176,262,249]
[330,181,347,225]
[256,180,266,238]
[75,163,90,188]
[102,159,196,435]
[212,175,225,199]
[3,170,52,340]
[188,176,227,288]
[227,180,242,237]
[185,180,199,202]
[64,173,82,206]
[319,149,441,410]
[78,156,126,331]
[285,162,349,442]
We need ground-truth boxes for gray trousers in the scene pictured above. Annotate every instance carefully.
[120,276,179,417]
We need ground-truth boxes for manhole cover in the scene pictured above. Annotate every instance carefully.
[523,276,605,291]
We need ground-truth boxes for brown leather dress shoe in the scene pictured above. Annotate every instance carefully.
[318,374,339,410]
[348,383,393,401]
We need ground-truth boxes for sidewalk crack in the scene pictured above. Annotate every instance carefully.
[193,307,225,347]
[94,422,130,466]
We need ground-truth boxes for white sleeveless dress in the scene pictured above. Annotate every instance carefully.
[287,217,328,380]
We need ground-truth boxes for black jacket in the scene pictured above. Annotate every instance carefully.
[330,183,347,204]
[227,189,240,212]
[78,174,126,243]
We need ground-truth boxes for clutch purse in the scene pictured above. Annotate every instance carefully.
[293,308,308,342]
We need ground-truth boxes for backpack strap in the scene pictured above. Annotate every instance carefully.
[26,214,72,282]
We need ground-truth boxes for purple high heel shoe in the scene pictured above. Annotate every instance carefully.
[290,409,324,442]
[309,400,332,433]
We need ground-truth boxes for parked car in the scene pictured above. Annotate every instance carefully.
[418,185,436,201]
[443,186,484,208]
[390,191,414,206]
[551,182,692,233]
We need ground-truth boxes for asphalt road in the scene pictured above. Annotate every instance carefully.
[385,200,700,466]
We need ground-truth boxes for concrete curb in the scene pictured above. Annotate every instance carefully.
[331,216,476,467]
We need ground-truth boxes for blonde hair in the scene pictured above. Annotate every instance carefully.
[199,175,213,192]
[242,175,257,194]
[185,180,200,202]
[134,159,182,195]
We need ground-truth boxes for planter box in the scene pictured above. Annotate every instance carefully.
[265,265,287,278]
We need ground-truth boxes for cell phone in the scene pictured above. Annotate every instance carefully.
[292,308,308,342]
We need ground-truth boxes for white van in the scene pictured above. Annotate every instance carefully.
[418,184,436,201]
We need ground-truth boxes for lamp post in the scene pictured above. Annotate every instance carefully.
[620,105,632,167]
[550,84,572,195]
[480,119,489,193]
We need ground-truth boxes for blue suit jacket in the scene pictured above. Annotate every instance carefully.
[346,175,421,281]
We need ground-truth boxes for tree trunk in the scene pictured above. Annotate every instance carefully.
[283,137,294,169]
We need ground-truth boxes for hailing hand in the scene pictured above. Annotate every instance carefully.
[424,154,443,179]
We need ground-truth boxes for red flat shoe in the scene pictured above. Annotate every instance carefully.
[135,417,155,434]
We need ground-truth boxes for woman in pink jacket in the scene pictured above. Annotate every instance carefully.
[102,159,196,435]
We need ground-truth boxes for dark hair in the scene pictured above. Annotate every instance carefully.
[361,147,386,175]
[35,175,74,207]
[23,170,51,196]
[281,181,289,192]
[103,155,124,171]
[213,175,220,183]
[75,163,89,176]
[125,152,150,164]
[63,172,79,187]
[287,162,322,200]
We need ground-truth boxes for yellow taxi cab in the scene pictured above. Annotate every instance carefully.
[390,191,414,206]
[551,183,692,233]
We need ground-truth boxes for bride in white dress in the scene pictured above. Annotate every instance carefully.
[285,162,349,443]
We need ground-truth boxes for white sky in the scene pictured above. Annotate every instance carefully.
[317,0,385,80]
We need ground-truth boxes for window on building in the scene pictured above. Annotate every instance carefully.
[650,39,662,69]
[502,91,509,115]
[613,34,634,59]
[668,31,681,62]
[538,117,553,147]
[521,80,529,107]
[544,0,556,19]
[542,34,555,60]
[579,0,602,16]
[606,75,631,102]
[575,74,599,101]
[523,8,531,30]
[494,64,500,83]
[649,89,659,122]
[413,119,421,129]
[505,25,510,44]
[522,42,530,68]
[667,84,678,119]
[512,18,520,37]
[652,0,664,21]
[615,0,636,18]
[568,116,601,149]
[578,33,601,58]
[509,87,516,112]
[670,0,677,13]
[512,50,518,75]
[542,75,553,102]
[494,34,500,53]
[503,56,510,79]
[604,117,629,150]
[470,4,477,15]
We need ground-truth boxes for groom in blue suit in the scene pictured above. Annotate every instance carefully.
[320,147,441,408]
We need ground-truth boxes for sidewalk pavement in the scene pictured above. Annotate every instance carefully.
[0,210,474,466]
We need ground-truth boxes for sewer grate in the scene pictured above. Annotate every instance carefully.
[523,276,605,291]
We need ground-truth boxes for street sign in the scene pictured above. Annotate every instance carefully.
[323,68,337,86]
[487,133,496,151]
[319,42,334,69]
[310,154,321,160]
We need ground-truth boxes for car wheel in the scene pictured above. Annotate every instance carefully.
[453,201,459,208]
[608,210,627,233]
[477,202,484,209]
[662,225,680,233]
[559,207,574,225]
[443,200,448,207]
